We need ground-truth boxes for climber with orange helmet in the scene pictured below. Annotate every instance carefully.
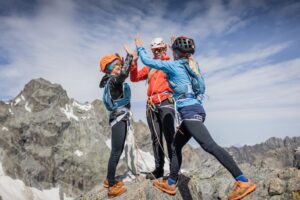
[130,37,175,180]
[99,46,133,198]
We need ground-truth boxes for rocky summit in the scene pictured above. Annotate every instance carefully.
[0,78,151,198]
[0,78,299,200]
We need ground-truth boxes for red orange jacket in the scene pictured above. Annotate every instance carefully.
[130,56,172,104]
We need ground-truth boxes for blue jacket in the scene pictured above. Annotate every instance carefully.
[137,47,204,109]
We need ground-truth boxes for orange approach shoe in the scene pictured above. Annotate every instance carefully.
[228,180,256,200]
[153,179,176,195]
[107,184,127,199]
[103,179,124,188]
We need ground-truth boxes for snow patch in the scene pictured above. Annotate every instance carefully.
[72,101,92,111]
[60,105,78,121]
[105,139,111,149]
[81,116,90,120]
[8,108,14,115]
[136,150,155,172]
[0,162,4,176]
[21,95,25,101]
[105,125,170,174]
[135,149,170,174]
[25,102,32,112]
[14,98,21,105]
[0,162,73,200]
[122,171,136,182]
[74,150,84,157]
[1,126,8,131]
[105,139,125,159]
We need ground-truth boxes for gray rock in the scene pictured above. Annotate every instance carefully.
[286,177,300,192]
[269,195,283,200]
[76,174,202,200]
[268,178,285,195]
[294,147,300,169]
[278,168,300,180]
[0,78,152,197]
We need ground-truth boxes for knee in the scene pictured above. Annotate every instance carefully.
[171,143,182,154]
[111,147,123,157]
[201,141,218,153]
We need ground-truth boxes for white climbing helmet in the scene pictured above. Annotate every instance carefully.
[150,37,166,49]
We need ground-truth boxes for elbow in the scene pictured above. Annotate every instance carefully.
[130,77,137,82]
[129,75,138,82]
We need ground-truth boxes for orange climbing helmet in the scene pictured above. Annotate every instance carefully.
[100,54,122,73]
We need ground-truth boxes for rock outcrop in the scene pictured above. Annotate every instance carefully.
[0,78,151,198]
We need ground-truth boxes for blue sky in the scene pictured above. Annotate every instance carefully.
[0,0,299,146]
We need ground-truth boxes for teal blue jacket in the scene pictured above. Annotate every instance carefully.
[137,47,204,108]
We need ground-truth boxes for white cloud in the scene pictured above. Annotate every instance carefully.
[204,58,300,120]
[0,0,299,145]
[0,0,264,102]
[199,42,291,74]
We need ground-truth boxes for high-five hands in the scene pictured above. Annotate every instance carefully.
[134,34,142,48]
[123,44,131,55]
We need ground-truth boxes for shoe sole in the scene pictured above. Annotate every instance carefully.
[108,188,127,199]
[230,184,257,200]
[104,183,124,189]
[153,182,176,195]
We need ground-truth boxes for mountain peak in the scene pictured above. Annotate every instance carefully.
[14,78,70,112]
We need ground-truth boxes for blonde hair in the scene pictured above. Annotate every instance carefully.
[188,56,200,75]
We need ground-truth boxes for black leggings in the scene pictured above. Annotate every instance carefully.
[170,120,243,180]
[106,120,127,187]
[146,99,175,171]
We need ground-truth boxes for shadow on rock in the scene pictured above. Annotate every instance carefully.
[178,174,202,200]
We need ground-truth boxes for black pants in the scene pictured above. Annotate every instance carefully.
[146,99,175,171]
[106,120,127,187]
[169,120,243,180]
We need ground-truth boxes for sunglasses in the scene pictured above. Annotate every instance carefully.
[152,48,166,53]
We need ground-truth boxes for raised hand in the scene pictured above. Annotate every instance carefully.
[133,50,138,63]
[171,35,176,44]
[168,35,176,49]
[123,44,131,55]
[134,34,142,48]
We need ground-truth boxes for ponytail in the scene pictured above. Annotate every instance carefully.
[188,55,200,75]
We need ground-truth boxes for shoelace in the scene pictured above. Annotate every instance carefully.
[234,181,241,190]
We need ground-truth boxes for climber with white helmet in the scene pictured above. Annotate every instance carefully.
[130,37,175,180]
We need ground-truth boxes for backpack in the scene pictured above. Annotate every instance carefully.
[183,58,205,100]
[103,79,131,112]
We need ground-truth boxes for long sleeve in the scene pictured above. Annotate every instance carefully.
[108,53,133,100]
[137,47,177,74]
[110,53,133,86]
[130,62,149,82]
